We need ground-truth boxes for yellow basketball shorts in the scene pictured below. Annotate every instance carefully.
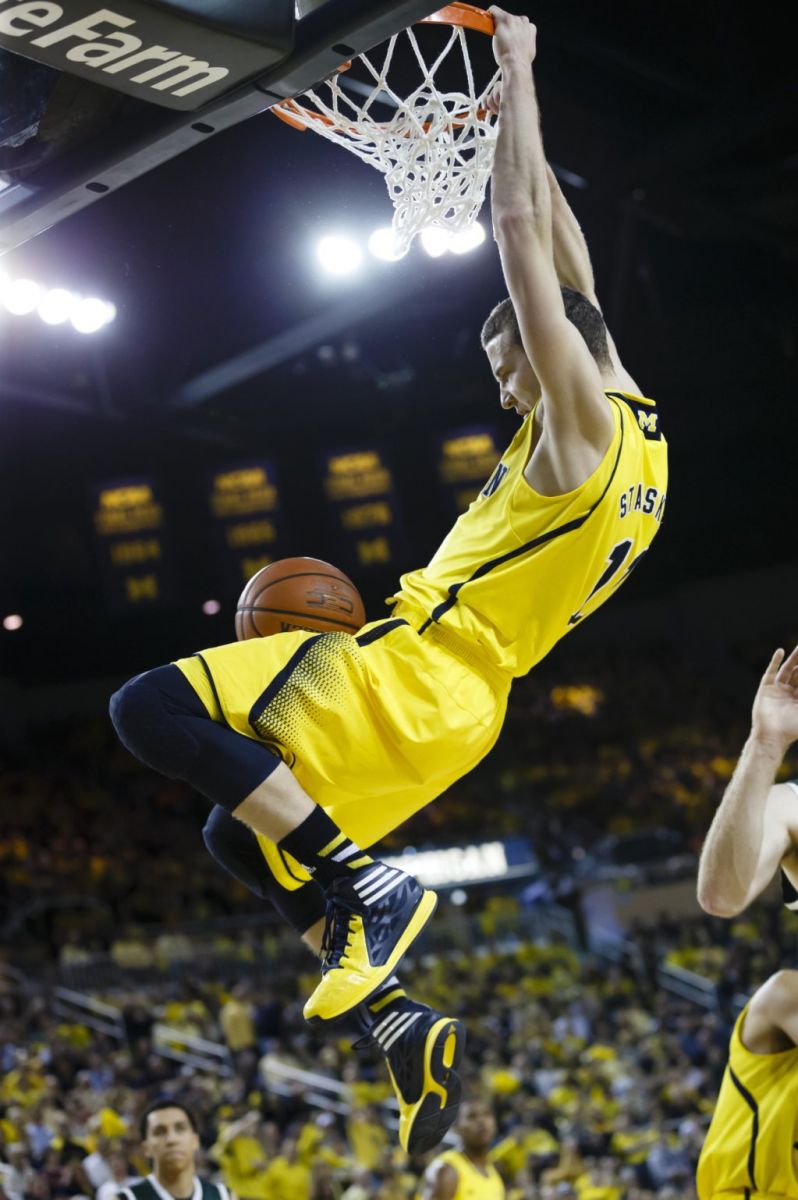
[174,614,511,858]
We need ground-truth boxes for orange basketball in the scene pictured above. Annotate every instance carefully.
[235,557,367,640]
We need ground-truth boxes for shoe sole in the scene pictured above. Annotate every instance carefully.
[305,887,438,1024]
[398,1016,466,1156]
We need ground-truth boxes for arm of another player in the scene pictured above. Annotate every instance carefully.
[697,645,798,917]
[488,8,614,448]
[419,1160,458,1200]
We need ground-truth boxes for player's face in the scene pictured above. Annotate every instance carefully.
[457,1100,496,1150]
[485,331,541,415]
[143,1108,199,1173]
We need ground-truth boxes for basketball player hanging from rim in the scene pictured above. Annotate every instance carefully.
[110,7,668,1155]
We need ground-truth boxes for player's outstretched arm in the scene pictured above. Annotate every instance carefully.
[488,7,613,447]
[697,645,798,917]
[483,96,596,301]
[546,167,640,394]
[545,164,596,302]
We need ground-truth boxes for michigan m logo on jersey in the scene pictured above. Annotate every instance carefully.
[482,463,508,498]
[607,393,663,442]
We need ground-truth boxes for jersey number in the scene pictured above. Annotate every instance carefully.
[569,539,647,626]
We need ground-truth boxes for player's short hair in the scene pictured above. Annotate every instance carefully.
[481,288,612,370]
[140,1099,198,1140]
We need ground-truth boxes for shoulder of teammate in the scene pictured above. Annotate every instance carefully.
[743,969,798,1048]
[420,1155,459,1200]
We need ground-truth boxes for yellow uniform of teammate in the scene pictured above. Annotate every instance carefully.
[175,387,667,863]
[427,1150,505,1200]
[697,638,798,1197]
[697,1004,798,1199]
[420,1101,505,1200]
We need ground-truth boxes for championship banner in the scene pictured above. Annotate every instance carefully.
[436,425,504,516]
[320,446,404,571]
[90,476,176,609]
[208,462,286,594]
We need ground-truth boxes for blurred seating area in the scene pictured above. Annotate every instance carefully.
[3,636,797,1197]
[3,637,795,968]
[1,939,719,1199]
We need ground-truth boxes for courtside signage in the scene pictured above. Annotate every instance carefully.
[0,1,293,111]
[384,838,536,889]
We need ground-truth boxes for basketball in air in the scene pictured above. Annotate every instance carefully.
[235,557,367,640]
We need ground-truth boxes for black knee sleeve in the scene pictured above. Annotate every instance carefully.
[109,664,279,812]
[110,667,201,779]
[203,805,326,936]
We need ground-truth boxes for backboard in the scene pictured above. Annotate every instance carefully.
[0,0,444,253]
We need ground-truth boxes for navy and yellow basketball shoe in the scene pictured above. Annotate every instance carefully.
[303,866,437,1023]
[355,1000,465,1154]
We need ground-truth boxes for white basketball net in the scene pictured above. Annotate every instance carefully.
[275,19,501,257]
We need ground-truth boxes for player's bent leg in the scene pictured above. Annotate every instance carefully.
[202,805,326,938]
[110,666,436,1021]
[355,985,465,1155]
[237,778,437,1022]
[109,665,281,809]
[202,806,459,1149]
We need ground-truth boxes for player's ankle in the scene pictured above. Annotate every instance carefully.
[360,975,408,1023]
[337,861,413,908]
[278,806,373,888]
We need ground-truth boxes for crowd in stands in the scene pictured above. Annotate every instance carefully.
[3,637,797,1197]
[4,638,796,969]
[644,902,797,1012]
[2,938,718,1199]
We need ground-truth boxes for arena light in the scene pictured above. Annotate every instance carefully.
[2,278,41,315]
[0,275,116,330]
[71,297,116,334]
[316,235,363,277]
[368,227,403,262]
[420,227,451,258]
[449,222,486,255]
[38,287,76,325]
[3,614,23,631]
[202,599,221,615]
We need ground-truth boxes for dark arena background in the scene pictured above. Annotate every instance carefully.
[1,1,797,1197]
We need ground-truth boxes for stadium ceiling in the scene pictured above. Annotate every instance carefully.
[0,0,795,417]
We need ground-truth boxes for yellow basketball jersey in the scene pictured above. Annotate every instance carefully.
[696,1005,798,1199]
[393,391,667,677]
[433,1150,505,1200]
